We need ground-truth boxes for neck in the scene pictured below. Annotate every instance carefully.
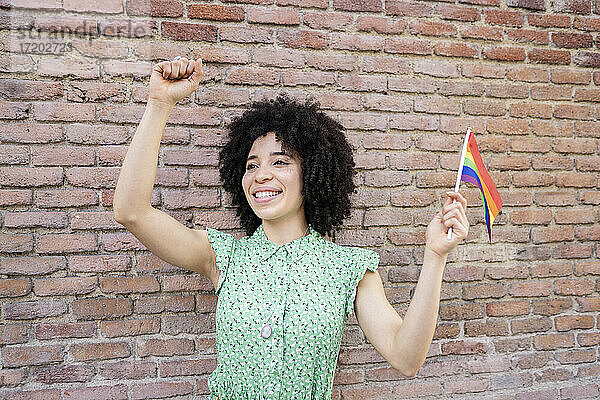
[262,219,309,246]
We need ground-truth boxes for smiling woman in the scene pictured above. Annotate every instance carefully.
[113,57,469,400]
[218,94,358,242]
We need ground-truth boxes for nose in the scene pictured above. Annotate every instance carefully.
[254,164,273,182]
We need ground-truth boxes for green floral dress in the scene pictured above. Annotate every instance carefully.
[206,223,380,400]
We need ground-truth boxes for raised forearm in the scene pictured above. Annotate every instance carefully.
[113,100,174,220]
[392,247,447,376]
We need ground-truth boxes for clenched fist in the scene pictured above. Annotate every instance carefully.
[148,57,203,107]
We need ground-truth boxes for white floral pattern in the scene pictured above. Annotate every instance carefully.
[205,223,380,400]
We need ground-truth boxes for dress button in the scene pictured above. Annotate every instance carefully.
[261,323,272,339]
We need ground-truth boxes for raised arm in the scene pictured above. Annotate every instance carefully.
[113,58,218,286]
[354,191,469,377]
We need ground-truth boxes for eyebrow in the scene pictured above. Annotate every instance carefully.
[246,151,290,162]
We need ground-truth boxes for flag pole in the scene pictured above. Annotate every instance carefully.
[447,127,471,241]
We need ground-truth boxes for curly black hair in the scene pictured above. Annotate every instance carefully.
[217,93,357,239]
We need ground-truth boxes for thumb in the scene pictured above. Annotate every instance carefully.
[187,59,204,85]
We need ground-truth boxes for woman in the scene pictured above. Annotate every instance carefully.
[113,57,469,399]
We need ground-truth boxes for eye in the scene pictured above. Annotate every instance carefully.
[275,160,288,165]
[245,160,288,171]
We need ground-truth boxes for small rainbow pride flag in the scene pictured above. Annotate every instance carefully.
[451,128,503,243]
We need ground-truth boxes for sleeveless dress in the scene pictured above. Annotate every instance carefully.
[206,223,380,400]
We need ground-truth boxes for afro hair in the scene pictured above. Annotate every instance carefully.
[217,93,357,239]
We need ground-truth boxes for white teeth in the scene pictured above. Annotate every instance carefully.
[254,191,281,198]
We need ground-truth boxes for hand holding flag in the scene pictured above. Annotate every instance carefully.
[448,128,503,243]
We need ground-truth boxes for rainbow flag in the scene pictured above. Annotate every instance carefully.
[459,130,503,243]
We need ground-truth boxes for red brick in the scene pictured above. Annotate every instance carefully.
[574,16,600,31]
[442,340,488,355]
[386,0,433,17]
[487,300,530,316]
[247,7,300,25]
[34,102,95,122]
[460,25,503,41]
[36,322,96,340]
[445,377,489,393]
[100,19,157,38]
[554,243,594,259]
[514,352,553,369]
[126,0,184,17]
[552,68,591,84]
[2,345,64,367]
[529,13,571,27]
[220,26,273,43]
[64,0,122,13]
[507,28,549,44]
[486,119,529,134]
[409,20,458,37]
[534,333,575,350]
[414,59,459,77]
[331,33,383,51]
[333,0,381,11]
[483,46,526,61]
[67,81,127,102]
[507,0,545,9]
[100,319,160,337]
[0,79,62,100]
[277,29,328,49]
[414,96,460,115]
[507,66,548,82]
[529,48,571,64]
[511,317,553,333]
[552,0,592,13]
[356,15,406,34]
[555,315,595,332]
[552,32,594,48]
[435,4,480,21]
[554,104,594,120]
[434,41,479,58]
[385,37,431,55]
[561,384,600,399]
[132,382,194,399]
[72,297,132,320]
[62,385,128,400]
[4,300,67,320]
[485,9,524,26]
[463,100,506,117]
[188,4,244,21]
[100,276,160,294]
[555,279,595,295]
[70,341,130,361]
[161,21,217,42]
[465,320,509,336]
[487,83,529,98]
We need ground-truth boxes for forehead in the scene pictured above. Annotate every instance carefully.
[249,132,282,152]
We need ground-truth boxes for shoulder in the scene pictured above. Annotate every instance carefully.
[317,239,379,268]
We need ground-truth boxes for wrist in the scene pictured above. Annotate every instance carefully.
[424,245,448,261]
[147,98,175,111]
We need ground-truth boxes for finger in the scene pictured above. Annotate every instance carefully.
[181,60,193,79]
[162,62,172,80]
[443,200,465,216]
[176,57,190,78]
[447,191,467,210]
[443,208,461,222]
[188,59,204,84]
[169,61,182,79]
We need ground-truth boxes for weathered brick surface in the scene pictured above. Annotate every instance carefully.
[1,1,599,398]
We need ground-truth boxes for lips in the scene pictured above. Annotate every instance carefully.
[253,191,282,203]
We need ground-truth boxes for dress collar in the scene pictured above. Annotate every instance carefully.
[250,223,321,262]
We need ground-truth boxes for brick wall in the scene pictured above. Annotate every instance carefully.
[0,0,599,398]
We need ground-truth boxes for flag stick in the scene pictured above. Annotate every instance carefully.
[447,127,471,241]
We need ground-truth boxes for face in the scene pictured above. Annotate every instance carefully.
[242,132,305,223]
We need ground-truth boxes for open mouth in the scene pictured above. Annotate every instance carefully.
[253,191,282,202]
